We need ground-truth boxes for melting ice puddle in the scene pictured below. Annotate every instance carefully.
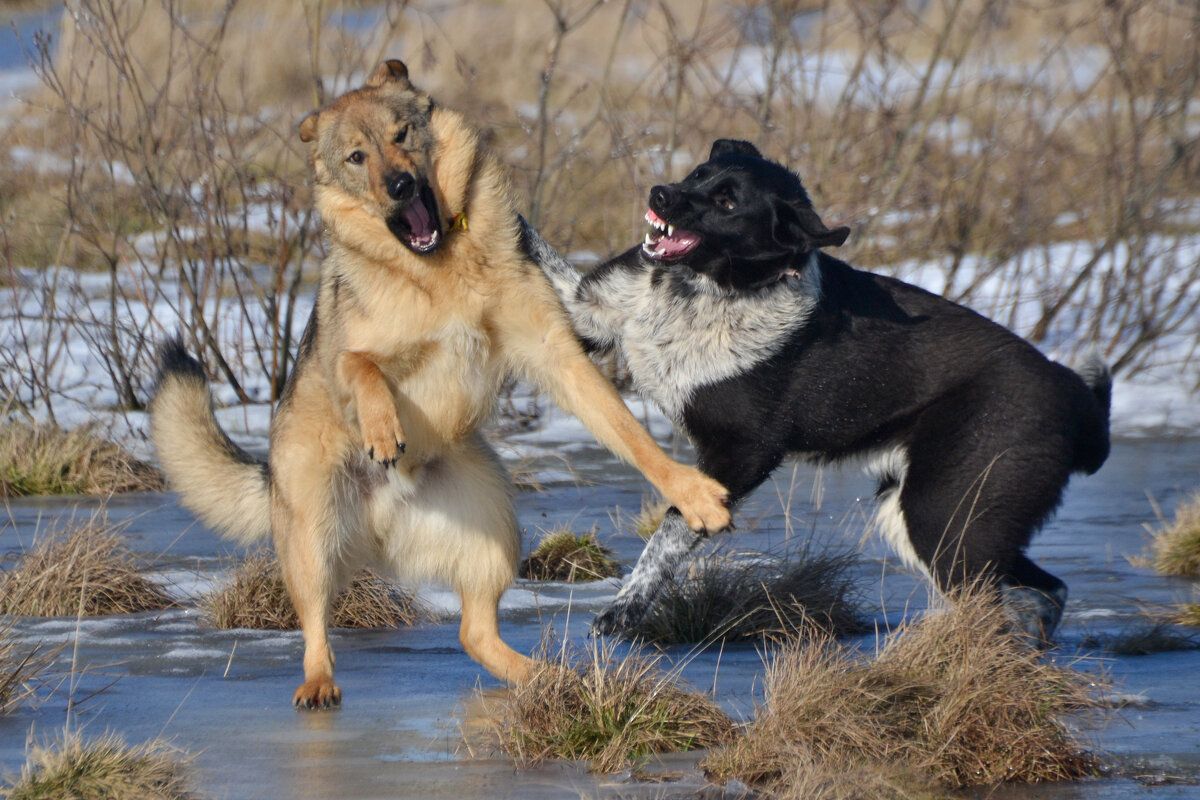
[0,438,1197,800]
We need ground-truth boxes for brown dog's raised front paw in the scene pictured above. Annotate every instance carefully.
[361,412,406,467]
[293,679,342,711]
[366,438,406,467]
[665,468,731,534]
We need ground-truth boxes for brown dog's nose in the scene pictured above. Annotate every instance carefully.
[387,172,415,201]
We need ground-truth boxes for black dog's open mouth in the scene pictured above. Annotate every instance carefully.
[387,184,443,254]
[642,209,699,261]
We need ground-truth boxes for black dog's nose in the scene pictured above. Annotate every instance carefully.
[649,184,676,213]
[386,172,415,201]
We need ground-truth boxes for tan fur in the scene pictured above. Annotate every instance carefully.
[151,61,729,710]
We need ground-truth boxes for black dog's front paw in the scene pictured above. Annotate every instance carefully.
[590,598,650,638]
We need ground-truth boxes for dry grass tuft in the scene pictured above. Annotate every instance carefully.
[1175,604,1200,627]
[0,512,173,617]
[0,730,195,800]
[629,547,867,645]
[0,617,59,716]
[704,588,1105,792]
[1142,491,1200,577]
[1082,622,1199,656]
[485,638,736,773]
[616,496,670,540]
[202,549,432,630]
[0,422,165,497]
[519,527,619,583]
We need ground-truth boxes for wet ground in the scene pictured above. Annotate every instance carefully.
[1,435,1199,799]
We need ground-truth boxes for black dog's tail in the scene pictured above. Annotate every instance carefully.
[1074,352,1112,475]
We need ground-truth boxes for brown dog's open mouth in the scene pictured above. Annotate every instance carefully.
[389,184,443,254]
[642,208,699,261]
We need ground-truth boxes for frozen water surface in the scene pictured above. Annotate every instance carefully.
[0,435,1198,799]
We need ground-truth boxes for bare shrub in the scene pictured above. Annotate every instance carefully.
[201,549,432,630]
[3,0,1199,418]
[483,637,736,773]
[0,511,173,616]
[1141,490,1200,576]
[704,587,1105,791]
[0,730,195,800]
[0,421,164,497]
[629,546,867,645]
[519,526,619,583]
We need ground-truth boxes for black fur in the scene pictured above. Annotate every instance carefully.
[523,139,1111,640]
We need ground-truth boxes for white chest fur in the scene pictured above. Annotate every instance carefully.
[586,258,821,422]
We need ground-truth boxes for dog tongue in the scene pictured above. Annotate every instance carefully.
[402,197,434,238]
[651,233,699,259]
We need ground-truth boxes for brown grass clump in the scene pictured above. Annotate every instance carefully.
[1142,490,1200,576]
[0,512,173,617]
[616,496,670,540]
[202,549,431,630]
[0,422,165,497]
[1175,604,1200,627]
[485,639,736,773]
[0,730,195,800]
[704,588,1104,793]
[519,527,620,583]
[629,547,867,645]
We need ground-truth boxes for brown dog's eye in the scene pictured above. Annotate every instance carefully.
[394,126,408,144]
[346,150,365,165]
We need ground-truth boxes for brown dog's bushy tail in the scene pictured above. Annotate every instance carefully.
[149,338,271,544]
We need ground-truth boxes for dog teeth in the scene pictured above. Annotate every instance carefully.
[644,212,670,235]
[644,232,655,248]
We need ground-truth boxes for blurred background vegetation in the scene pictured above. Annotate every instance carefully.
[1,0,1197,418]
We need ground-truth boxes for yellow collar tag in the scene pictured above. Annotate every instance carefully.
[449,213,468,232]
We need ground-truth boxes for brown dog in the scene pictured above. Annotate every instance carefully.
[149,60,729,710]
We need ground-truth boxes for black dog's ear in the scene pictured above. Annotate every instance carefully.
[776,199,851,250]
[709,139,761,160]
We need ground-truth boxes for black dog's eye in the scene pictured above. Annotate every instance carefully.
[346,150,365,165]
[716,194,736,210]
[394,126,408,144]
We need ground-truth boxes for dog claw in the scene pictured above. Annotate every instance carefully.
[367,440,405,467]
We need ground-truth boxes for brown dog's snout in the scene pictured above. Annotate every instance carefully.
[386,172,416,202]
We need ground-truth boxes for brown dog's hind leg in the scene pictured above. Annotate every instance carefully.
[459,587,532,684]
[278,523,344,710]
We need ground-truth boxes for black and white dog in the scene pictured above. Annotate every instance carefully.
[521,139,1111,640]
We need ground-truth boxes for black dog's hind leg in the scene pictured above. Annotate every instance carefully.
[591,509,702,637]
[1000,554,1067,641]
[897,409,1072,644]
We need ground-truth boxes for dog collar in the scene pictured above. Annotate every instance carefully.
[448,212,468,232]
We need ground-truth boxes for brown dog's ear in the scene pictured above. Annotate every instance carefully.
[299,111,319,143]
[365,59,410,88]
[709,139,761,160]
